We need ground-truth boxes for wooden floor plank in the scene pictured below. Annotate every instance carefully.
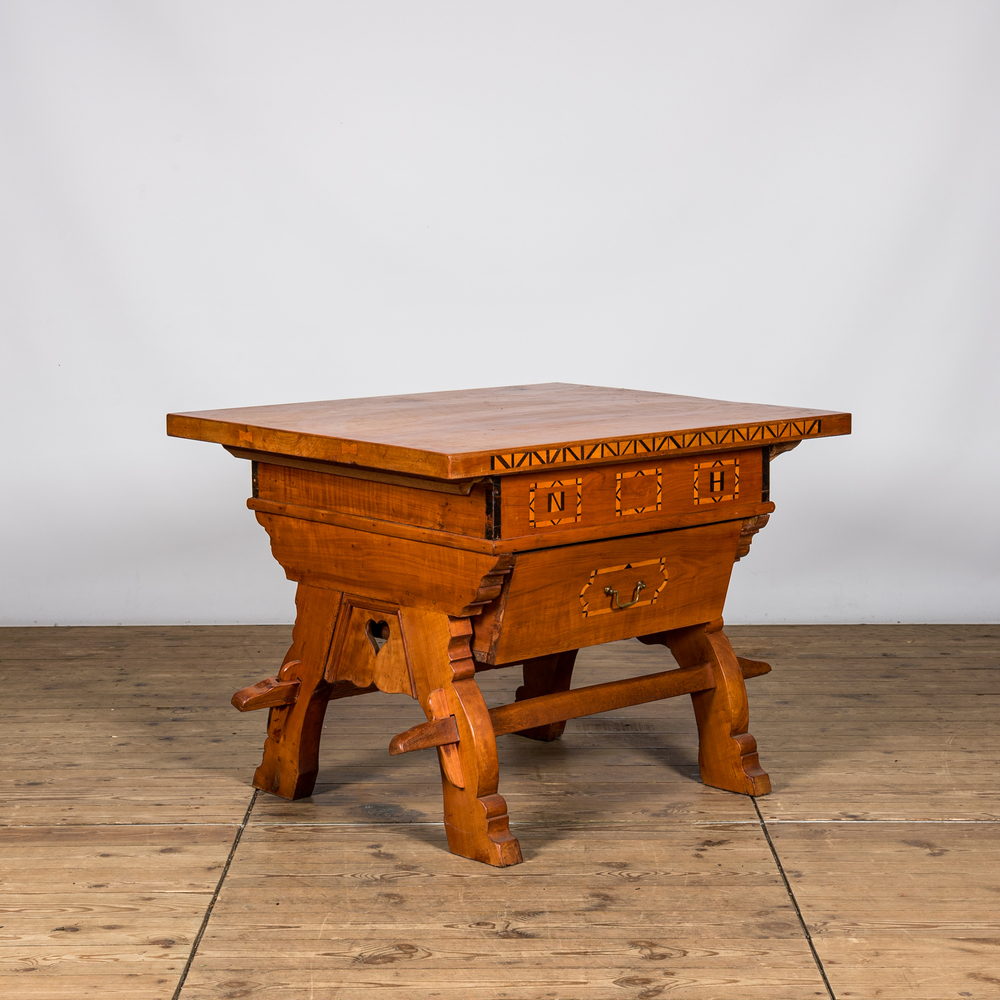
[176,977,829,1000]
[3,771,255,826]
[0,627,273,999]
[249,781,760,834]
[0,824,238,997]
[181,824,825,999]
[716,626,1000,825]
[766,822,1000,999]
[3,623,999,999]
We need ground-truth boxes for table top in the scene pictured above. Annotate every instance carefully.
[167,382,850,480]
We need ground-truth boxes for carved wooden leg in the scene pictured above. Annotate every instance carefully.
[514,650,578,741]
[400,607,522,866]
[642,618,770,796]
[252,583,343,799]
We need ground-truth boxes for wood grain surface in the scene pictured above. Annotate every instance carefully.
[476,520,742,663]
[167,382,851,479]
[3,623,997,999]
[254,461,490,536]
[253,512,513,615]
[498,448,764,539]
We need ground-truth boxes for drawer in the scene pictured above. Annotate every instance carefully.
[498,449,763,541]
[472,518,743,664]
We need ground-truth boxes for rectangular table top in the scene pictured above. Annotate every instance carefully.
[167,382,850,480]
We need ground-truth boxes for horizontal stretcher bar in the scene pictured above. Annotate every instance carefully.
[390,661,716,755]
[488,662,714,737]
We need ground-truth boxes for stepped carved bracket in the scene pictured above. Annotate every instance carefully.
[735,514,770,561]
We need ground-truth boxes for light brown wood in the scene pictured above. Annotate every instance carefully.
[227,446,482,493]
[168,382,851,480]
[254,510,513,615]
[473,519,744,664]
[735,512,771,560]
[231,674,300,711]
[0,625,283,999]
[384,660,720,761]
[514,649,578,740]
[499,447,764,539]
[5,624,998,999]
[490,662,713,736]
[737,654,772,679]
[388,714,460,756]
[249,490,775,554]
[641,620,771,795]
[398,608,522,866]
[254,461,489,534]
[165,384,849,867]
[326,601,413,696]
[247,495,498,553]
[251,584,343,799]
[180,821,823,999]
[766,822,1000,998]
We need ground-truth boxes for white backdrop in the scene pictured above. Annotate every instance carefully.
[2,1,998,625]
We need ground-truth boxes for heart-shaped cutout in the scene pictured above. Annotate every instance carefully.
[366,619,390,655]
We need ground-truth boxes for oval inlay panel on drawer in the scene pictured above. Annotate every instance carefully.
[579,557,669,617]
[477,520,743,663]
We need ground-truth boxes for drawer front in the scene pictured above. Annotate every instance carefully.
[499,449,762,540]
[477,519,743,663]
[254,462,488,536]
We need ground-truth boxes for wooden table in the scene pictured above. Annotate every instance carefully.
[167,383,850,866]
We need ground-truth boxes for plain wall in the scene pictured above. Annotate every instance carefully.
[2,1,998,625]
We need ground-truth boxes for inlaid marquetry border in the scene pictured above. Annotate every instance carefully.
[579,557,669,618]
[693,459,739,504]
[490,418,822,470]
[528,478,582,528]
[615,467,662,517]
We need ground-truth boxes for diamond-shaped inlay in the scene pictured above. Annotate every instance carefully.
[616,467,662,516]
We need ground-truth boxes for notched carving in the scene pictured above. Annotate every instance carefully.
[735,514,770,561]
[457,553,516,617]
[769,441,800,460]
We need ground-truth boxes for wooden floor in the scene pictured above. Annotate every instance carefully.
[2,624,998,999]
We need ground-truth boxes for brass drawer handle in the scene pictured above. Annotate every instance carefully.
[604,580,645,610]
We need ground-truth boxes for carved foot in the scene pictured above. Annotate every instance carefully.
[642,619,770,796]
[252,658,333,799]
[400,608,522,866]
[250,584,343,800]
[693,623,770,795]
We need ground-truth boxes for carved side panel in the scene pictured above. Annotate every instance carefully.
[327,600,414,696]
[254,512,513,617]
